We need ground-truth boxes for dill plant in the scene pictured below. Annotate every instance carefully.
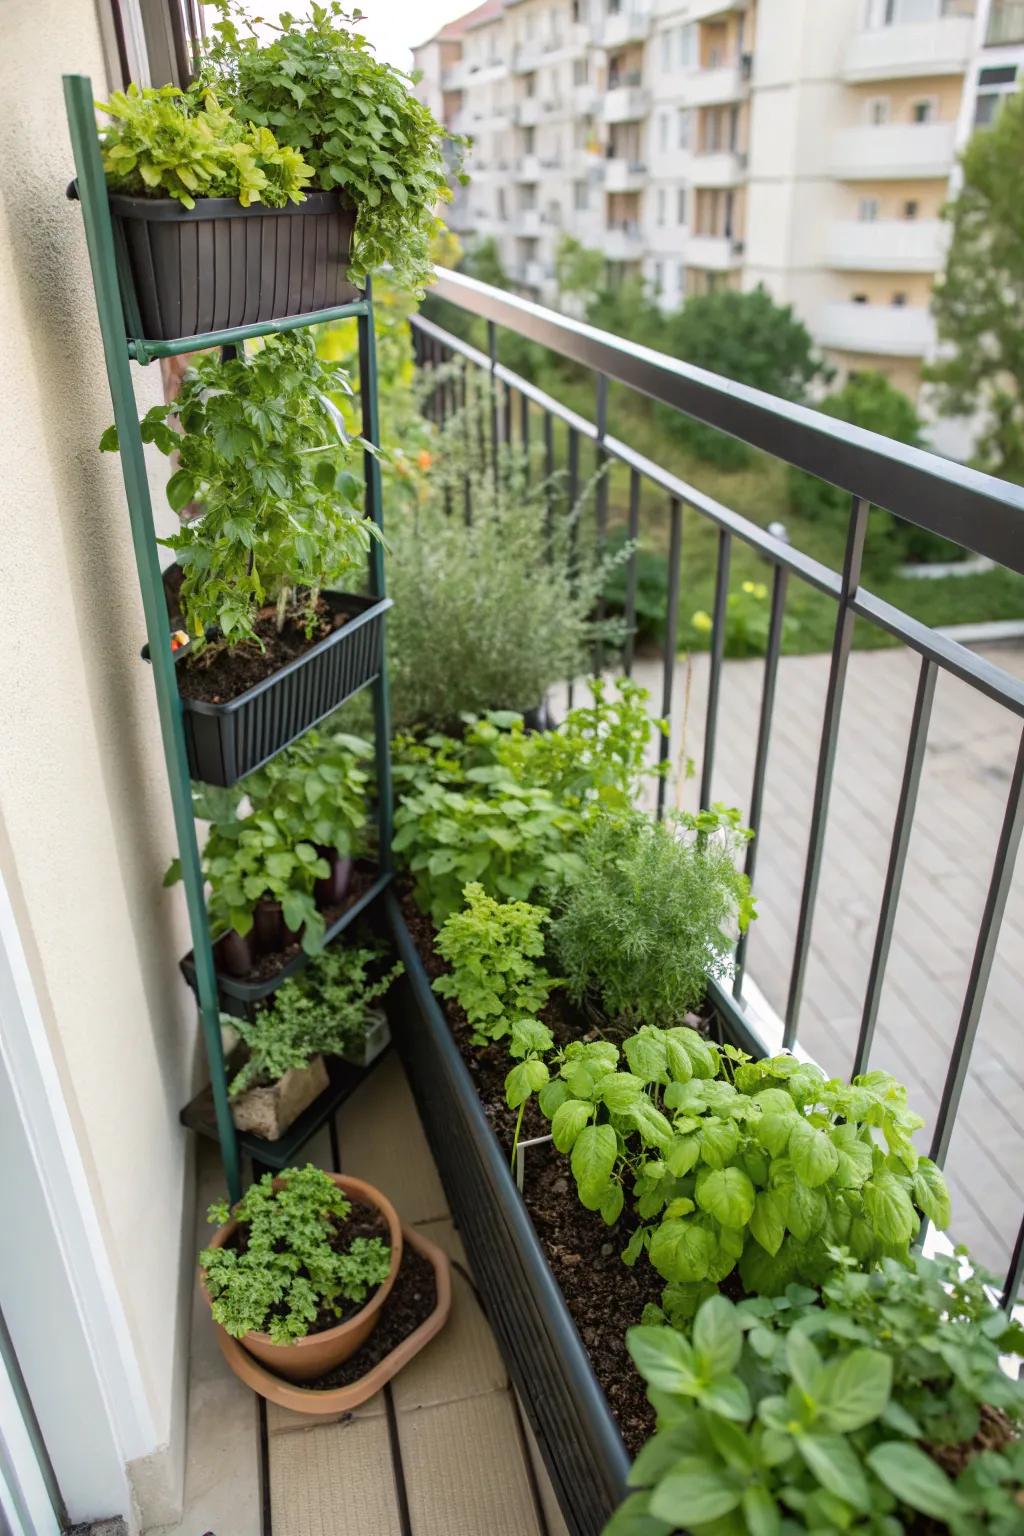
[551,807,756,1029]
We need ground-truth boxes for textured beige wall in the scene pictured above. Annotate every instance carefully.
[0,1,196,1522]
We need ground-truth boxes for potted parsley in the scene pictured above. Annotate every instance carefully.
[95,3,458,340]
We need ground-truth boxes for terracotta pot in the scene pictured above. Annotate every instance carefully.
[314,850,353,907]
[211,1222,451,1414]
[201,1173,403,1383]
[215,928,255,978]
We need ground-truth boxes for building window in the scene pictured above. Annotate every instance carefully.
[659,112,669,152]
[858,197,880,221]
[911,98,935,124]
[679,24,696,67]
[975,91,1000,125]
[498,188,507,218]
[852,293,869,304]
[574,180,589,210]
[866,96,890,125]
[677,187,687,224]
[657,188,666,225]
[891,291,908,306]
[653,261,663,293]
[678,108,691,148]
[660,30,671,70]
[573,56,589,85]
[903,199,918,219]
[679,263,687,293]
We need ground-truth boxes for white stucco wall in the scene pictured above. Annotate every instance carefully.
[0,1,196,1525]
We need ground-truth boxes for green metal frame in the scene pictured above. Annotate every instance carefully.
[63,73,392,1204]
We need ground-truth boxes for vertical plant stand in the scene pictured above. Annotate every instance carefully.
[63,74,394,1203]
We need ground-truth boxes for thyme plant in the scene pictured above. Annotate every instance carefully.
[101,332,376,646]
[202,1165,390,1342]
[432,883,557,1044]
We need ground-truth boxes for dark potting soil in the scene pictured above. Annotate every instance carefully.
[399,888,663,1455]
[176,597,345,705]
[306,1244,438,1391]
[228,864,378,985]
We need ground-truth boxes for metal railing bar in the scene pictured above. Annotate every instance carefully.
[520,388,530,455]
[426,269,1024,574]
[567,426,580,711]
[503,378,513,456]
[851,588,1024,721]
[851,657,938,1079]
[784,497,869,1046]
[544,408,555,553]
[658,497,683,820]
[411,314,843,599]
[623,468,641,680]
[734,563,789,998]
[929,726,1024,1168]
[1003,1209,1024,1311]
[701,529,732,808]
[594,375,609,676]
[486,318,499,483]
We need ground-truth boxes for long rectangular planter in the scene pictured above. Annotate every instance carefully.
[178,591,390,787]
[383,893,631,1536]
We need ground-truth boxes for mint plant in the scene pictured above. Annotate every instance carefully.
[612,1255,1024,1536]
[550,807,756,1030]
[536,1028,950,1307]
[199,0,462,292]
[202,1165,391,1342]
[432,883,558,1044]
[101,332,375,647]
[98,83,313,207]
[230,941,402,1096]
[245,729,372,861]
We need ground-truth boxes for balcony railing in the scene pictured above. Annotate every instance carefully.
[690,147,747,186]
[602,84,650,123]
[687,231,744,267]
[412,267,1024,1308]
[685,59,750,105]
[826,217,947,272]
[830,120,957,178]
[842,14,974,80]
[818,298,936,356]
[987,0,1024,44]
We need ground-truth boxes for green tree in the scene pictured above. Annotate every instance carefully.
[553,233,605,308]
[462,235,509,288]
[654,286,828,468]
[928,88,1024,482]
[788,370,957,566]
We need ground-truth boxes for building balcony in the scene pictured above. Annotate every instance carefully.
[523,257,552,286]
[603,84,650,123]
[842,15,975,81]
[603,156,647,192]
[818,299,936,356]
[687,232,744,269]
[604,221,646,258]
[686,0,752,19]
[515,95,565,126]
[599,7,653,47]
[689,148,747,187]
[515,153,542,181]
[573,82,601,114]
[830,121,957,179]
[684,58,751,106]
[825,218,947,272]
[518,207,550,237]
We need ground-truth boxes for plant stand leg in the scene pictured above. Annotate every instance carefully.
[358,290,393,867]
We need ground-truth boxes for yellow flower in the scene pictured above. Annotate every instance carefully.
[741,581,767,600]
[691,609,713,633]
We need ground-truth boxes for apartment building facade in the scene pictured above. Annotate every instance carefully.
[416,0,1023,410]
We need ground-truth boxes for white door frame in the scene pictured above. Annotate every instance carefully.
[0,864,158,1529]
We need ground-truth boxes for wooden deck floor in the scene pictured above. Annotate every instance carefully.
[152,1054,568,1536]
[625,639,1024,1283]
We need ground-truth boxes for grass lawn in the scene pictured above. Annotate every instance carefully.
[517,368,1024,658]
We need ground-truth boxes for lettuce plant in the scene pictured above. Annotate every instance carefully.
[98,83,313,207]
[202,1165,391,1342]
[432,883,557,1044]
[536,1028,950,1309]
[612,1254,1024,1535]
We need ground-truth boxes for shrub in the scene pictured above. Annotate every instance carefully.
[613,1253,1024,1535]
[202,1165,391,1342]
[386,391,625,729]
[230,941,402,1095]
[550,806,756,1029]
[200,0,461,292]
[432,883,557,1043]
[97,83,313,208]
[101,332,375,647]
[538,1029,950,1307]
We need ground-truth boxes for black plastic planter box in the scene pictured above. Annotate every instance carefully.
[109,189,359,342]
[178,591,390,787]
[383,893,632,1536]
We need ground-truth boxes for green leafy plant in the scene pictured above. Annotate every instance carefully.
[202,1164,390,1342]
[245,729,372,860]
[504,1018,555,1172]
[97,83,313,207]
[167,810,329,954]
[199,0,462,292]
[432,883,557,1044]
[689,580,802,659]
[101,331,375,647]
[230,941,402,1096]
[612,1253,1024,1535]
[550,807,756,1030]
[386,392,629,728]
[537,1029,950,1306]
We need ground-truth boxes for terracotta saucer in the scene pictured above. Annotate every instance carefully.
[213,1223,452,1415]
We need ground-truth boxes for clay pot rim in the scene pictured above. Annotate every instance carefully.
[200,1172,404,1354]
[212,1223,452,1415]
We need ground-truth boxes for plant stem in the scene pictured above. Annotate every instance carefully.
[509,1100,526,1175]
